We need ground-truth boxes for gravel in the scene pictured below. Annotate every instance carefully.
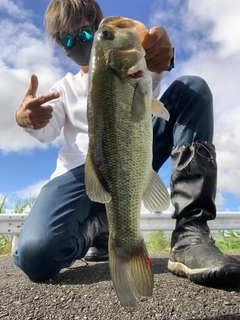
[1,253,240,320]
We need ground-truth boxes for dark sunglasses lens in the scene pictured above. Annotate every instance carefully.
[59,34,75,48]
[78,26,94,42]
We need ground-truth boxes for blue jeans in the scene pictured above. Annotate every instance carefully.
[13,75,213,281]
[152,75,213,171]
[13,166,106,281]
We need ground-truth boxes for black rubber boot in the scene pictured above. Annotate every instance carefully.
[84,232,109,261]
[168,141,240,285]
[79,211,109,260]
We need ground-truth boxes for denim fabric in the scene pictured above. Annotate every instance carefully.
[13,75,214,281]
[152,75,213,171]
[13,165,105,281]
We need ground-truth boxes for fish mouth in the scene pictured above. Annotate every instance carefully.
[128,70,144,79]
[127,55,147,79]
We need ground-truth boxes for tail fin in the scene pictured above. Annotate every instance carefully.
[109,237,154,310]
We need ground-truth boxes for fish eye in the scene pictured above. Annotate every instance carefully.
[101,29,115,40]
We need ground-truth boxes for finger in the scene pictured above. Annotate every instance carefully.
[26,102,54,121]
[31,92,60,107]
[141,26,163,50]
[27,110,53,129]
[32,120,51,130]
[38,113,53,124]
[146,49,173,69]
[147,60,170,73]
[35,104,54,115]
[37,106,54,118]
[26,74,39,98]
[145,42,169,61]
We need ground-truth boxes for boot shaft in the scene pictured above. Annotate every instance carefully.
[171,141,217,220]
[170,141,217,249]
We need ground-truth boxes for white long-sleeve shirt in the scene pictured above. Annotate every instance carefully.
[23,71,165,179]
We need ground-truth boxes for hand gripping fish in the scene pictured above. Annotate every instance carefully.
[85,16,170,310]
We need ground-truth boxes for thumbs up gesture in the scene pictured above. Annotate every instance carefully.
[15,74,60,130]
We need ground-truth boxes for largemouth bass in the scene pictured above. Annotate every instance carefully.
[85,16,170,310]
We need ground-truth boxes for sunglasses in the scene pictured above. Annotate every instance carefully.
[59,26,94,48]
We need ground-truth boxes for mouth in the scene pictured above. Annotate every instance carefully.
[128,70,144,79]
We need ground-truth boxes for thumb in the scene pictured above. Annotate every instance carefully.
[141,26,161,51]
[27,74,39,98]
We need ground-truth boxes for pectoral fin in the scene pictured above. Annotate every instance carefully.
[85,151,112,203]
[142,169,170,213]
[151,98,170,121]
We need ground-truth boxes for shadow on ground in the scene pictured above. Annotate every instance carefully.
[51,256,169,286]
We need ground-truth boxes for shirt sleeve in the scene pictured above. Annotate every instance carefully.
[151,71,166,100]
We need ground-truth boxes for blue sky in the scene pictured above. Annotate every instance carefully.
[0,0,240,212]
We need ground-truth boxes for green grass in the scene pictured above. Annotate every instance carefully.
[146,230,240,254]
[1,230,240,256]
[0,235,12,256]
[215,230,240,252]
[0,194,35,214]
[0,194,7,213]
[146,231,171,253]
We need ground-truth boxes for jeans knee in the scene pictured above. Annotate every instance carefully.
[176,75,213,102]
[14,236,67,282]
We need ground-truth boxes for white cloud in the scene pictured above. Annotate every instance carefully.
[15,179,49,199]
[215,191,226,209]
[0,2,65,154]
[0,0,31,20]
[0,180,48,211]
[188,0,240,59]
[150,0,240,196]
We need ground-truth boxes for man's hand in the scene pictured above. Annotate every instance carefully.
[142,26,173,74]
[15,74,60,130]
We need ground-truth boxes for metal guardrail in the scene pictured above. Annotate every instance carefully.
[140,212,240,231]
[0,214,28,253]
[0,214,27,235]
[1,212,240,253]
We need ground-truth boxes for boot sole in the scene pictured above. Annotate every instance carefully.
[168,260,240,286]
[84,254,109,262]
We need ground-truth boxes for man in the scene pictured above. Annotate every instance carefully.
[14,0,240,284]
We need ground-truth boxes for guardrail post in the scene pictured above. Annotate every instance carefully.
[12,235,19,253]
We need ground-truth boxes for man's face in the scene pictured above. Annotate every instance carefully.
[58,18,95,67]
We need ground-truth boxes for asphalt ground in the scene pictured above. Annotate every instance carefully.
[1,253,240,320]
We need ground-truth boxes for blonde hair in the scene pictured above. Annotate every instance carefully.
[45,0,104,41]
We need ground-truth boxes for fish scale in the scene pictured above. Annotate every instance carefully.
[85,16,170,310]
